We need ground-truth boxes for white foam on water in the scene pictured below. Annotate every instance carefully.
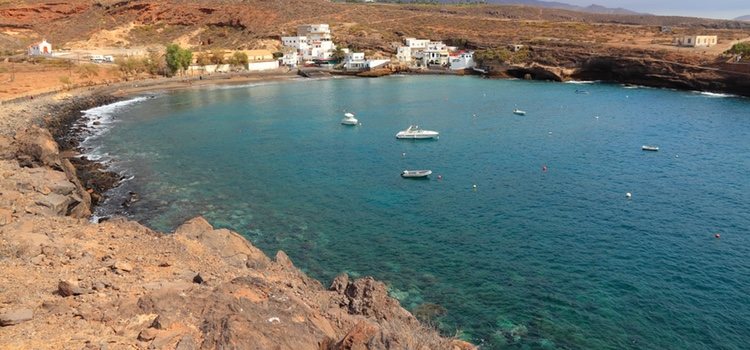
[564,80,597,84]
[695,91,736,98]
[78,96,150,160]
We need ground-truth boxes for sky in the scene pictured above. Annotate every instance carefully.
[559,0,750,19]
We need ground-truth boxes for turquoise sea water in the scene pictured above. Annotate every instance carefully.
[85,76,750,349]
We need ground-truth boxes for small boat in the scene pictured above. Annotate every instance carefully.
[401,170,432,178]
[396,125,439,139]
[575,89,590,94]
[513,109,526,116]
[341,112,358,125]
[642,145,659,151]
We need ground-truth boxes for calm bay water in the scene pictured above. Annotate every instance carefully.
[85,76,750,349]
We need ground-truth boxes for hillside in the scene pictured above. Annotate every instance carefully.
[1,0,749,53]
[382,0,640,15]
[1,0,750,97]
[736,15,750,21]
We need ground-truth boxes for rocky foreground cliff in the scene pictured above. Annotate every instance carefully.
[0,113,473,349]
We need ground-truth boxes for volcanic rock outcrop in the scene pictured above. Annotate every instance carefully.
[0,120,473,349]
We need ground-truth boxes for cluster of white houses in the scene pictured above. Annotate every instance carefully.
[25,29,725,75]
[281,24,336,64]
[396,38,476,70]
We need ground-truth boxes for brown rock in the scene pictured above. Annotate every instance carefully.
[451,339,478,350]
[0,135,17,160]
[275,250,294,268]
[334,321,379,350]
[0,208,12,226]
[58,279,85,297]
[330,273,349,293]
[112,260,133,273]
[60,158,92,218]
[174,216,270,268]
[35,192,73,216]
[14,125,61,168]
[341,277,391,318]
[149,330,182,349]
[0,308,33,326]
[48,177,76,196]
[174,335,197,350]
[138,328,158,342]
[150,314,175,330]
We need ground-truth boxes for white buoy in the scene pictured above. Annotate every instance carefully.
[675,155,679,158]
[595,116,599,119]
[548,131,552,135]
[402,152,406,157]
[473,184,477,190]
[626,192,632,199]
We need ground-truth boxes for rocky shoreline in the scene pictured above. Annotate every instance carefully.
[0,83,475,349]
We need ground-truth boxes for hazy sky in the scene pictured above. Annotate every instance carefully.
[560,0,750,19]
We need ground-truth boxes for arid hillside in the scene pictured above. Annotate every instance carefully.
[2,0,749,54]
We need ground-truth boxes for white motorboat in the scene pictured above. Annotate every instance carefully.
[513,109,526,116]
[395,125,439,139]
[341,112,358,125]
[401,170,432,178]
[642,145,659,151]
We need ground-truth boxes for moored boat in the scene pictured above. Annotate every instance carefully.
[401,169,432,178]
[642,145,659,151]
[341,112,358,125]
[396,125,439,139]
[513,109,526,116]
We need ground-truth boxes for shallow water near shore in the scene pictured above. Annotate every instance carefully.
[86,76,750,349]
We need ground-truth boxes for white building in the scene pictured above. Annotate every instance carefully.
[281,49,299,67]
[281,36,309,52]
[367,59,390,69]
[28,39,52,56]
[449,51,476,70]
[344,52,367,70]
[396,46,412,63]
[281,24,336,61]
[247,60,279,71]
[395,37,460,68]
[404,38,430,49]
[676,35,717,47]
[423,41,450,66]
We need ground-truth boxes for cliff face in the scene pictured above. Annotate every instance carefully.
[485,47,750,97]
[0,118,473,349]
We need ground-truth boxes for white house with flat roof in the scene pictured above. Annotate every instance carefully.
[676,35,717,47]
[423,41,451,66]
[243,49,279,71]
[449,51,476,70]
[28,39,52,56]
[396,46,412,64]
[281,49,299,67]
[404,38,430,49]
[344,52,367,70]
